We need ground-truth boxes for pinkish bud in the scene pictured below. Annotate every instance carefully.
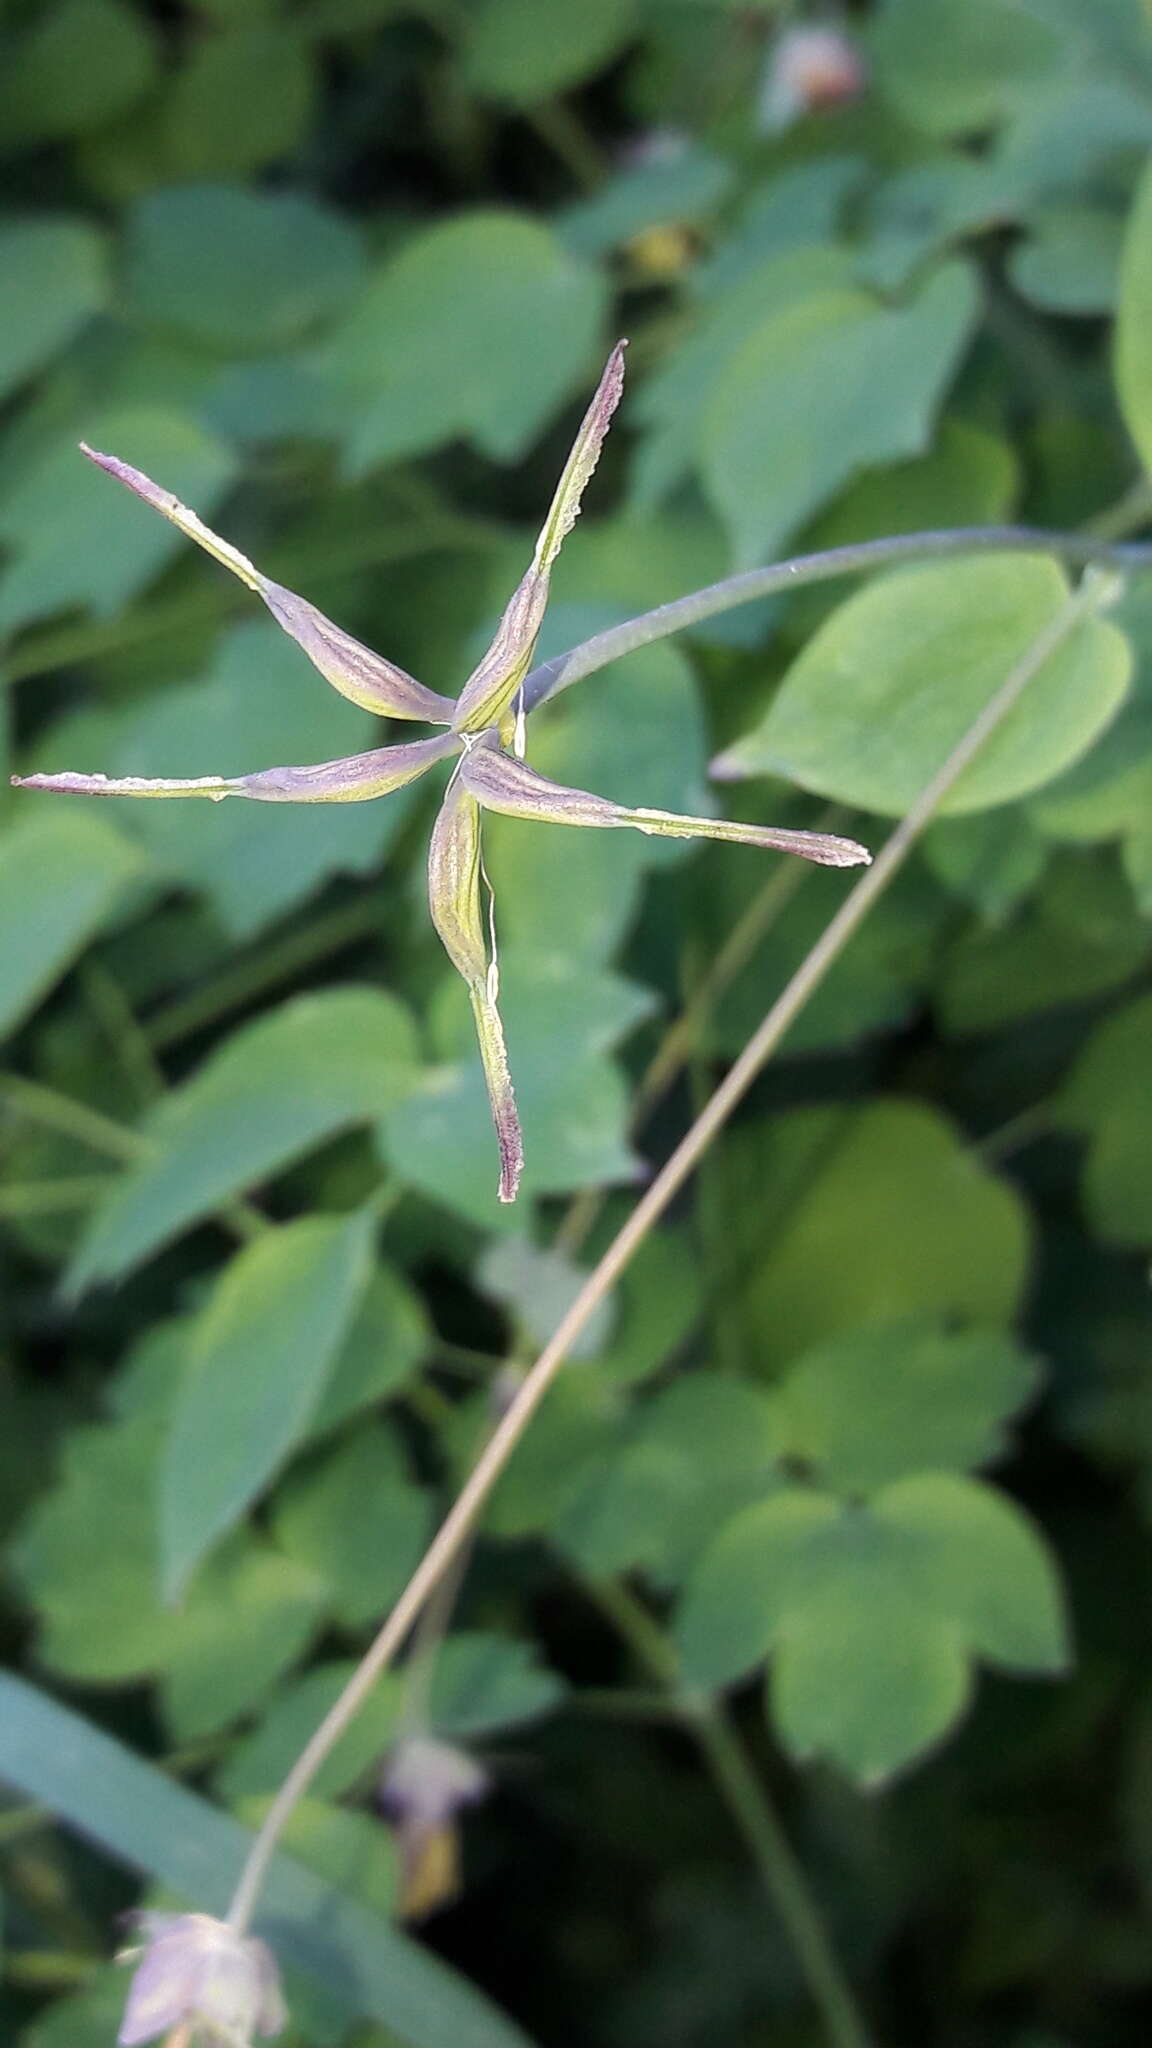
[380,1736,490,1920]
[761,25,867,131]
[116,1912,285,2046]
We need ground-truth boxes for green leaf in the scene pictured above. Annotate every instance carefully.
[714,556,1131,815]
[715,1100,1030,1370]
[935,851,1148,1034]
[147,25,314,180]
[1115,154,1152,479]
[0,218,108,404]
[1010,203,1124,316]
[558,1374,783,1585]
[675,1473,1069,1782]
[272,1421,432,1628]
[70,988,419,1288]
[428,1632,566,1739]
[0,1672,535,2048]
[315,212,607,472]
[763,1320,1039,1496]
[125,184,364,353]
[1056,989,1152,1245]
[0,0,157,144]
[160,1538,327,1741]
[160,1212,375,1597]
[0,809,144,1040]
[310,1266,430,1436]
[0,407,238,632]
[463,0,636,103]
[477,1236,616,1359]
[217,1659,401,1802]
[12,1404,182,1683]
[870,0,1065,138]
[700,260,977,567]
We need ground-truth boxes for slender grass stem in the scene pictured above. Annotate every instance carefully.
[224,561,1115,1940]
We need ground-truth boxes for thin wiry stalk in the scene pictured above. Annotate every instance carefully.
[522,524,1152,712]
[223,564,1117,1940]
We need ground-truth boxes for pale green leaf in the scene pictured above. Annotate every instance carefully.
[428,1632,565,1739]
[0,218,108,403]
[700,260,977,567]
[161,1212,375,1597]
[272,1421,432,1628]
[764,1320,1038,1495]
[714,1100,1031,1370]
[870,0,1065,138]
[715,556,1131,816]
[0,0,156,143]
[1115,154,1152,479]
[70,987,419,1287]
[126,184,364,352]
[463,0,636,104]
[315,212,607,472]
[0,809,144,1040]
[0,407,238,632]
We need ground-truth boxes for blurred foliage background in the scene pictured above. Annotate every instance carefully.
[6,0,1152,2044]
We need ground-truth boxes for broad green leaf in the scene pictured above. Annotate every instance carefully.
[12,1405,184,1682]
[935,851,1148,1034]
[217,1659,402,1802]
[128,25,314,181]
[0,809,144,1040]
[588,1226,702,1388]
[558,1374,783,1585]
[70,988,419,1288]
[481,1373,622,1540]
[763,1320,1038,1496]
[0,218,108,403]
[0,407,238,632]
[1056,989,1152,1245]
[478,1236,616,1358]
[315,212,607,472]
[700,260,977,567]
[559,145,732,260]
[125,184,364,353]
[675,1473,1068,1781]
[161,1212,375,1597]
[160,1539,327,1742]
[82,621,409,938]
[463,0,636,103]
[773,1594,970,1789]
[0,0,156,144]
[1115,154,1152,479]
[310,1266,430,1436]
[272,1421,432,1628]
[715,1100,1030,1370]
[428,1632,566,1739]
[1011,203,1124,316]
[923,808,1047,922]
[0,1673,534,2048]
[714,556,1131,815]
[380,951,650,1226]
[870,0,1065,138]
[631,244,857,512]
[704,854,944,1059]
